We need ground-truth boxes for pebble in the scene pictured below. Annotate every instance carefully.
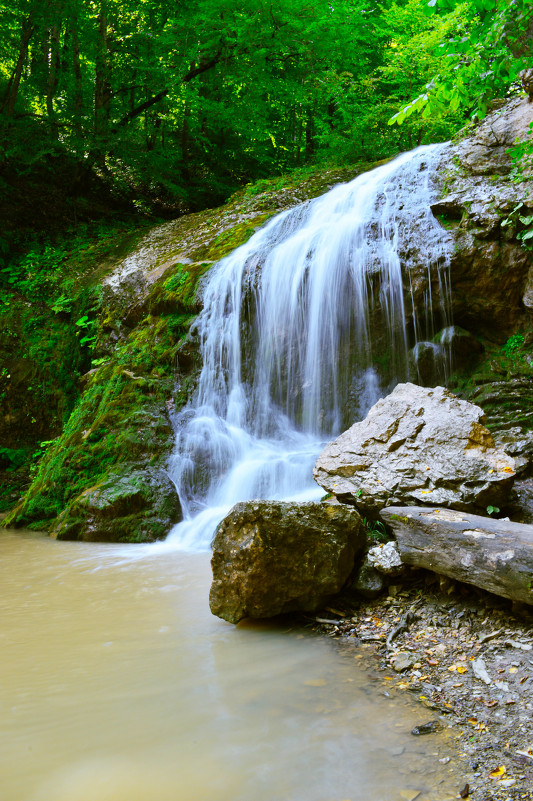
[392,652,416,672]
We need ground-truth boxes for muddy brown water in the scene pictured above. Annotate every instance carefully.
[1,531,462,801]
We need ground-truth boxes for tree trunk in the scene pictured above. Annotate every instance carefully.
[94,2,111,140]
[381,506,533,606]
[305,102,316,162]
[70,9,83,135]
[2,14,36,117]
[46,21,61,135]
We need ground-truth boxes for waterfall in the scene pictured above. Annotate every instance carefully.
[166,144,452,551]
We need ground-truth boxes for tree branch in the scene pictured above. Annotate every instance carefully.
[112,51,223,132]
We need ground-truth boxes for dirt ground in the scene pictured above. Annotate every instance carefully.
[304,568,533,800]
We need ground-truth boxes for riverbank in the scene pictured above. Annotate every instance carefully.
[303,570,533,800]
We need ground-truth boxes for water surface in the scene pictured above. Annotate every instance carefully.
[1,531,461,801]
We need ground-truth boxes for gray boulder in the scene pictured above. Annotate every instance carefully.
[210,501,365,624]
[313,383,517,515]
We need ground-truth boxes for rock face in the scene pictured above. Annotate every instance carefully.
[381,506,533,606]
[432,96,533,339]
[314,383,517,515]
[210,501,365,623]
[52,468,181,543]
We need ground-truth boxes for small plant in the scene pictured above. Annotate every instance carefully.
[501,202,533,249]
[502,333,525,356]
[363,517,389,542]
[486,505,500,516]
[0,447,27,471]
[75,315,96,347]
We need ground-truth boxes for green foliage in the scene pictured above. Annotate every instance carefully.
[363,517,389,542]
[390,0,532,129]
[0,0,481,212]
[486,505,500,516]
[501,203,533,249]
[0,446,27,470]
[502,334,525,356]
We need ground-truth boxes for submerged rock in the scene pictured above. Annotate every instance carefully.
[52,468,181,543]
[314,383,517,514]
[210,501,365,624]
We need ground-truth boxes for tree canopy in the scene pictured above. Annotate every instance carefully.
[0,0,530,219]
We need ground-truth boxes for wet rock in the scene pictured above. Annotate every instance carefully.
[508,477,533,524]
[411,721,441,735]
[381,505,533,606]
[210,501,365,624]
[467,378,533,434]
[349,558,385,599]
[367,541,404,576]
[52,468,181,543]
[314,383,517,515]
[437,326,484,372]
[408,341,443,387]
[455,95,533,176]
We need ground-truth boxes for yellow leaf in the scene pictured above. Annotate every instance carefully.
[503,466,513,473]
[457,665,468,674]
[489,766,506,779]
[509,667,518,674]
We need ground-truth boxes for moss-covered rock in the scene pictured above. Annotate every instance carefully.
[53,468,180,543]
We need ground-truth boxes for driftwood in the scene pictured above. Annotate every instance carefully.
[381,506,533,606]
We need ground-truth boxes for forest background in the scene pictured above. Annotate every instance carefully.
[0,0,531,500]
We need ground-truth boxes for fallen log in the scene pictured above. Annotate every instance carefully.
[381,506,533,606]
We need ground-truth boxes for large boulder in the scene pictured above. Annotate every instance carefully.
[209,500,365,624]
[381,505,533,606]
[313,383,517,515]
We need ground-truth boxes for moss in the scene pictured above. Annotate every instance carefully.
[205,214,272,261]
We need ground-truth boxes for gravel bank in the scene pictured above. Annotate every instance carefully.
[304,568,533,800]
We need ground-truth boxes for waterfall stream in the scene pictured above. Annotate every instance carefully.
[166,145,452,550]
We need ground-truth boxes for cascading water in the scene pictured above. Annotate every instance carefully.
[166,144,453,550]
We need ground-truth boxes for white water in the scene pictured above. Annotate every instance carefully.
[167,145,452,550]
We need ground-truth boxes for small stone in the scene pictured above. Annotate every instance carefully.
[367,541,404,576]
[411,720,441,735]
[400,791,421,801]
[392,652,416,672]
